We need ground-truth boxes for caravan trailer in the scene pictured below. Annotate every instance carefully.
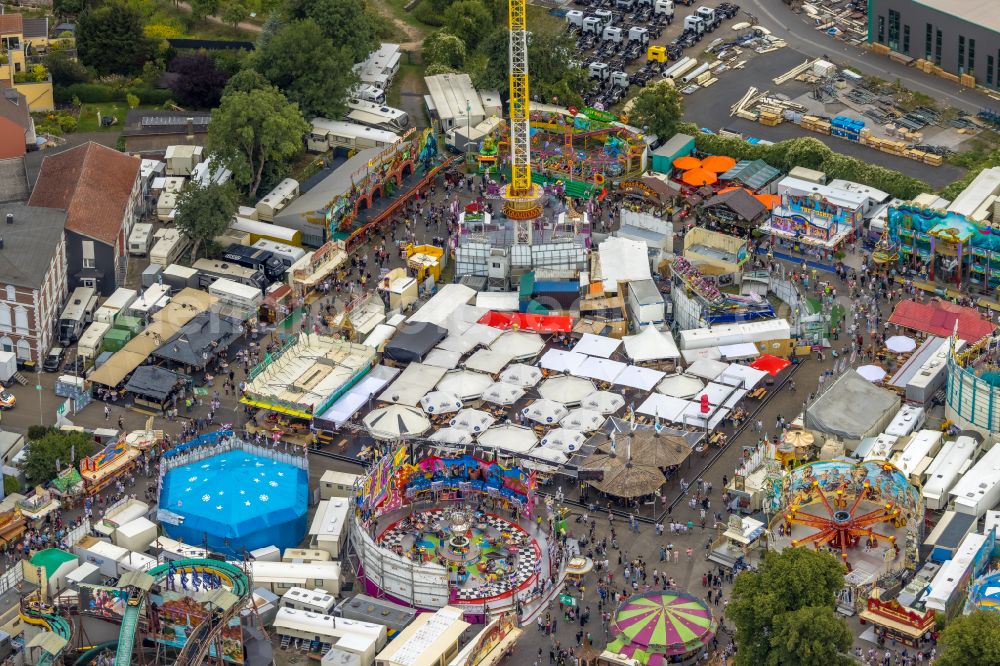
[230,217,302,247]
[193,259,267,290]
[923,435,982,510]
[949,442,1000,517]
[890,429,944,486]
[346,99,410,132]
[128,223,154,257]
[128,284,171,319]
[252,239,306,269]
[883,405,926,438]
[256,179,300,222]
[94,288,138,325]
[149,229,192,266]
[308,118,400,154]
[77,322,111,362]
[58,287,98,345]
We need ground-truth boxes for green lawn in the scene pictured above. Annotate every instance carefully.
[76,103,131,133]
[384,0,434,34]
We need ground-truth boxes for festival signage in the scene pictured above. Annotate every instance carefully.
[80,584,128,621]
[150,591,244,664]
[393,454,536,513]
[459,613,518,666]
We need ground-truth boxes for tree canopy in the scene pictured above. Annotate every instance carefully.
[423,31,467,71]
[76,1,152,77]
[255,19,357,119]
[208,84,309,198]
[174,181,239,261]
[631,80,684,140]
[766,606,854,666]
[168,54,229,109]
[443,0,493,50]
[936,611,1000,666]
[478,29,588,107]
[285,0,378,62]
[20,429,97,487]
[727,548,846,666]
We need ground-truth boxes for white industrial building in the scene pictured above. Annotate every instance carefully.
[424,73,487,132]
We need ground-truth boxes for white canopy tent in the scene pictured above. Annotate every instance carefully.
[560,408,607,432]
[523,399,570,424]
[525,447,568,467]
[718,342,760,361]
[656,374,705,398]
[435,369,494,400]
[886,336,916,353]
[581,390,626,415]
[475,292,519,311]
[464,349,515,375]
[540,349,588,374]
[698,382,745,408]
[449,408,496,433]
[679,402,730,429]
[490,331,545,360]
[575,356,627,383]
[429,428,474,445]
[419,390,464,415]
[462,323,504,347]
[614,365,666,391]
[481,382,525,405]
[500,363,542,388]
[422,348,462,370]
[363,404,431,440]
[435,335,478,354]
[686,358,730,381]
[538,375,597,405]
[857,365,887,382]
[716,364,768,389]
[573,333,621,358]
[540,428,586,454]
[476,424,539,453]
[622,326,681,362]
[315,365,399,428]
[636,394,691,422]
[380,363,448,406]
[681,347,722,364]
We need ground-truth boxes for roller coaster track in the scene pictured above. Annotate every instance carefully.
[20,604,73,666]
[114,558,251,666]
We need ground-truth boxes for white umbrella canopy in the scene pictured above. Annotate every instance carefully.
[429,427,474,445]
[522,399,570,424]
[482,381,526,406]
[540,428,586,454]
[857,365,887,382]
[363,404,431,440]
[419,390,464,414]
[886,336,917,353]
[560,408,607,432]
[538,375,597,405]
[435,369,494,400]
[581,390,626,415]
[476,424,539,453]
[656,374,705,398]
[490,331,545,359]
[500,363,543,388]
[449,408,496,433]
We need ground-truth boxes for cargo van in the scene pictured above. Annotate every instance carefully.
[128,223,154,257]
[149,229,192,266]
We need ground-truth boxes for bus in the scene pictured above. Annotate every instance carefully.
[308,118,400,154]
[219,244,285,282]
[251,239,306,269]
[230,217,302,247]
[345,99,410,132]
[58,287,98,345]
[192,259,267,291]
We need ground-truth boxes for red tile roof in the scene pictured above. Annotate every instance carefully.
[28,142,140,246]
[0,14,23,35]
[888,299,995,343]
[0,117,25,160]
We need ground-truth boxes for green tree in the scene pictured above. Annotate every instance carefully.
[423,31,466,71]
[209,85,309,197]
[936,611,1000,666]
[285,0,378,62]
[220,0,251,28]
[223,68,271,95]
[780,136,832,171]
[766,606,854,666]
[630,80,684,140]
[255,19,357,118]
[190,0,220,21]
[477,29,587,107]
[443,0,492,50]
[54,0,89,18]
[20,429,97,487]
[174,181,238,260]
[76,1,152,76]
[727,548,845,666]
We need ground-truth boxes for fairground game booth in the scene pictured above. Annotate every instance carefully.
[350,447,543,622]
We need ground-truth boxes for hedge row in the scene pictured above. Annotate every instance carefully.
[54,83,173,106]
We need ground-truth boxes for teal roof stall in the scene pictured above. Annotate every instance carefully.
[650,133,695,174]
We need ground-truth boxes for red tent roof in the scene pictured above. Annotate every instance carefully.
[888,299,995,343]
[478,311,574,333]
[750,354,791,376]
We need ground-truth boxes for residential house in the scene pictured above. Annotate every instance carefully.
[0,203,68,362]
[0,14,53,111]
[29,142,141,296]
[21,18,47,52]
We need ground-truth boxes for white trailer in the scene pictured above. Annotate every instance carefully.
[679,319,791,350]
[94,288,137,325]
[77,322,111,361]
[890,429,943,486]
[949,442,1000,517]
[128,284,171,319]
[883,404,926,438]
[149,228,192,266]
[923,435,981,510]
[252,239,306,268]
[307,119,399,154]
[627,279,666,329]
[861,433,899,463]
[209,278,263,322]
[128,223,154,256]
[256,178,300,223]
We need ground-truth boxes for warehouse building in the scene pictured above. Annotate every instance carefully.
[423,73,487,133]
[868,0,1000,87]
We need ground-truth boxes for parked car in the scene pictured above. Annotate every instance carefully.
[0,385,14,409]
[43,348,65,372]
[64,356,86,376]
